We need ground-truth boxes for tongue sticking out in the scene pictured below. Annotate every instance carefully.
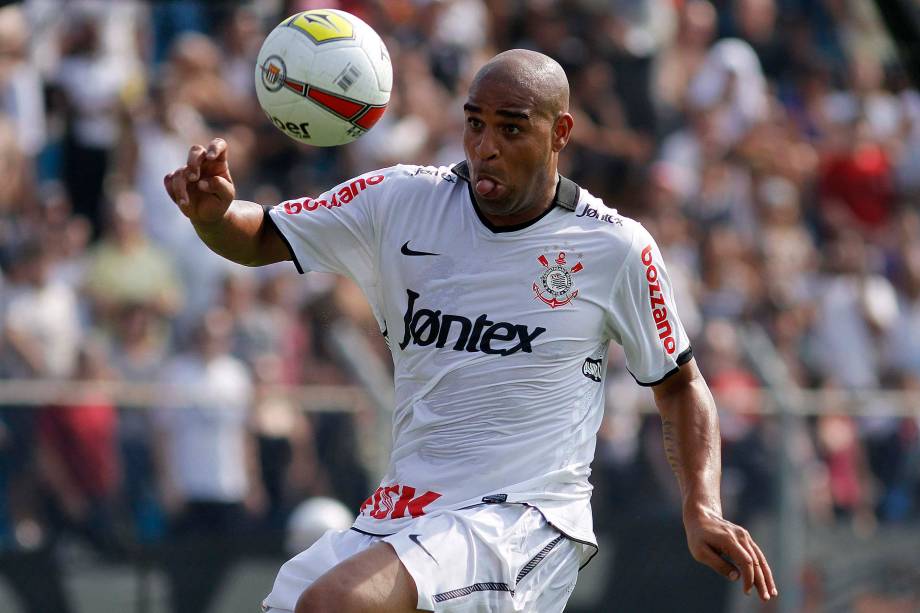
[476,178,497,196]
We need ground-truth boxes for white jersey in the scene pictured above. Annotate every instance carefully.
[267,162,691,561]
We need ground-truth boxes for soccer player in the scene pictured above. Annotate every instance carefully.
[164,49,777,612]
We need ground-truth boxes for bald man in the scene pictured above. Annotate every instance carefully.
[165,49,776,612]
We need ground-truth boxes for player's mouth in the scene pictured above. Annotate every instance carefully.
[473,172,506,199]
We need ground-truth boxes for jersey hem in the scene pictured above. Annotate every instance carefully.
[350,526,393,537]
[629,345,694,387]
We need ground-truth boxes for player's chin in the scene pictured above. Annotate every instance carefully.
[475,192,516,214]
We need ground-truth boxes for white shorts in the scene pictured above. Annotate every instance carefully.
[261,503,582,612]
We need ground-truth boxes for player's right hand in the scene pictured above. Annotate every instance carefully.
[164,138,236,225]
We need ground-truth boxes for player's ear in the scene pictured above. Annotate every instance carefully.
[551,113,574,153]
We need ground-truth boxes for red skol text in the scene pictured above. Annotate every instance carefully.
[359,484,442,520]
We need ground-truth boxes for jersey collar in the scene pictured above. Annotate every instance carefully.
[450,161,581,234]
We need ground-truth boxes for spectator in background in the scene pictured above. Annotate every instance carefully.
[0,238,82,561]
[53,10,130,235]
[1,239,82,382]
[154,307,264,533]
[700,320,772,524]
[250,352,320,529]
[756,174,818,307]
[569,58,652,198]
[0,5,45,160]
[813,381,876,532]
[154,307,265,613]
[0,116,36,257]
[887,239,920,378]
[108,303,170,542]
[728,0,786,82]
[221,271,271,361]
[162,32,257,127]
[36,341,121,555]
[651,0,717,130]
[83,190,184,329]
[809,231,898,390]
[125,80,208,251]
[697,225,761,321]
[687,37,769,148]
[818,115,895,238]
[217,6,266,100]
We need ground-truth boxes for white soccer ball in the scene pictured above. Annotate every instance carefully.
[285,497,354,555]
[255,9,392,146]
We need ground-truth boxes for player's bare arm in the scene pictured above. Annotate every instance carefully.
[163,137,291,267]
[652,359,778,602]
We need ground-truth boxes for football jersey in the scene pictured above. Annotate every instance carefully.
[266,162,692,562]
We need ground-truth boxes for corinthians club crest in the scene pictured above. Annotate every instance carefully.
[533,252,583,309]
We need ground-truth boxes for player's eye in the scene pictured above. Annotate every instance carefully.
[466,117,483,129]
[502,124,522,135]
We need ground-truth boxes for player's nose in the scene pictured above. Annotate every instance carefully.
[474,128,500,160]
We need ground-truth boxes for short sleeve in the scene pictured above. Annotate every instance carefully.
[607,226,692,386]
[267,168,395,283]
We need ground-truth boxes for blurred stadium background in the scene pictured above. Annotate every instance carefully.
[0,0,919,611]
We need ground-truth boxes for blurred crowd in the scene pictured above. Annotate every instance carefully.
[0,0,919,605]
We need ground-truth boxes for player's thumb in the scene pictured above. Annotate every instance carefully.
[697,547,741,582]
[196,176,235,203]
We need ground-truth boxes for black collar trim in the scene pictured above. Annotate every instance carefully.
[450,161,581,233]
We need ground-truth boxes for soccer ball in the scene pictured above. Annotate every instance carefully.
[255,9,392,146]
[285,497,353,555]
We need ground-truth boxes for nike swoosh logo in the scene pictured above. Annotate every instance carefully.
[401,241,440,257]
[408,533,438,564]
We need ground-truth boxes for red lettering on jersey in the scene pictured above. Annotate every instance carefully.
[371,485,400,520]
[641,245,654,266]
[369,487,384,518]
[360,483,442,520]
[392,486,442,519]
[642,245,676,354]
[276,175,386,214]
[350,177,366,193]
[283,199,304,214]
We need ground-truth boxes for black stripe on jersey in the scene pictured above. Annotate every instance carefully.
[263,205,304,274]
[434,582,513,603]
[450,161,581,234]
[515,535,564,584]
[630,345,694,387]
[350,526,393,537]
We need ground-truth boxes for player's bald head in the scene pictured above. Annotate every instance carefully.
[469,49,569,118]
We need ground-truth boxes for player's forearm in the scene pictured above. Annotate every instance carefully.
[654,368,723,517]
[192,200,276,267]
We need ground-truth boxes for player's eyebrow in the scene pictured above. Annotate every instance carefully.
[496,109,530,121]
[463,103,531,121]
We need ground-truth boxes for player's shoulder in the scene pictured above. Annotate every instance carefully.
[567,183,649,251]
[385,162,463,190]
[332,163,460,207]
